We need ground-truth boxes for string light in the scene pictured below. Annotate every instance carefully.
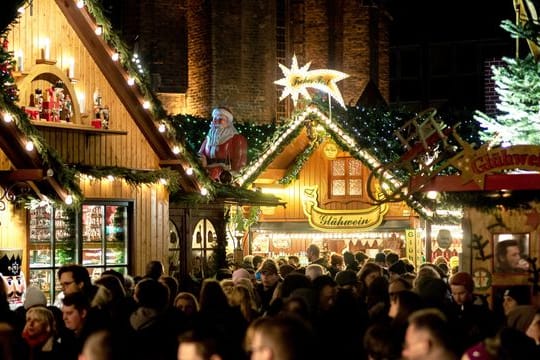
[172,146,181,155]
[186,167,193,176]
[111,52,119,61]
[158,123,166,133]
[3,112,13,123]
[95,25,103,36]
[25,141,34,151]
[127,77,135,86]
[76,1,85,9]
[200,187,208,196]
[142,101,151,109]
[159,178,168,185]
[64,194,73,205]
[107,175,114,181]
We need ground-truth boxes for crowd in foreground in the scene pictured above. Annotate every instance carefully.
[1,246,540,360]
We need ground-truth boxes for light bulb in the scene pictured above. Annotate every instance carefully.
[186,167,193,176]
[65,195,73,205]
[127,77,135,86]
[3,113,13,123]
[76,1,85,9]
[200,188,208,196]
[158,123,166,133]
[111,52,119,61]
[172,146,181,154]
[25,141,34,151]
[95,25,103,36]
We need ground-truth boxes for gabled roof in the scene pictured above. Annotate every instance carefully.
[0,0,207,204]
[55,0,199,192]
[237,104,428,217]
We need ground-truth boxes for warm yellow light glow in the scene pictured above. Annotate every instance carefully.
[158,123,166,133]
[76,0,85,9]
[200,188,208,196]
[172,146,181,154]
[111,52,119,61]
[159,178,168,185]
[127,77,135,86]
[186,167,193,176]
[142,101,151,109]
[107,175,114,181]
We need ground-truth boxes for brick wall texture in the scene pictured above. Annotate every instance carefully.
[124,0,390,123]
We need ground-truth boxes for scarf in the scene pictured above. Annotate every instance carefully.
[22,328,51,349]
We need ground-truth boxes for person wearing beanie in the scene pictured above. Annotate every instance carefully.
[449,271,497,353]
[232,268,251,285]
[198,107,248,182]
[503,285,531,316]
[23,286,47,310]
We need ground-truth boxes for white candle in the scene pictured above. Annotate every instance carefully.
[77,92,85,114]
[15,50,23,72]
[43,38,50,59]
[68,59,75,78]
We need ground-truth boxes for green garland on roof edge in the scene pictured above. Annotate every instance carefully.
[72,165,182,193]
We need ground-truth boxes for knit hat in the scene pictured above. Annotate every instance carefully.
[463,342,491,360]
[504,286,531,305]
[23,286,47,310]
[232,268,250,284]
[449,271,475,293]
[259,259,278,274]
[335,270,358,287]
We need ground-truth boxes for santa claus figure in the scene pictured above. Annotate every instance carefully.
[199,107,248,182]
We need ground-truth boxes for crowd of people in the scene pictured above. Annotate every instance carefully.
[1,247,540,360]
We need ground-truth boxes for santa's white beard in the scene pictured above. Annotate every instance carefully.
[206,125,238,158]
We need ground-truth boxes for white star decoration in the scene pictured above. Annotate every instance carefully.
[274,55,349,108]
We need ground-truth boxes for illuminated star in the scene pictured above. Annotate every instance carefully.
[274,55,349,108]
[274,55,312,106]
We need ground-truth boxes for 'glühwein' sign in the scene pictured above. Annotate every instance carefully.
[302,186,389,232]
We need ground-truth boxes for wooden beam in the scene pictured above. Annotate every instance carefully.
[0,169,47,181]
[411,173,540,192]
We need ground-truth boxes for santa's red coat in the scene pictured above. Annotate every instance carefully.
[199,134,248,180]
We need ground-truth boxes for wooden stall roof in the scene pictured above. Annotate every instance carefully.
[54,0,198,192]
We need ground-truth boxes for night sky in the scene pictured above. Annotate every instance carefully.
[387,0,514,44]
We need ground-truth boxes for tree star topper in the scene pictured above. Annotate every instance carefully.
[274,55,349,108]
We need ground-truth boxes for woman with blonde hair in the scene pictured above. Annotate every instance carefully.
[229,284,260,323]
[21,306,61,358]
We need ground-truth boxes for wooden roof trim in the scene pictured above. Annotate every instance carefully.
[54,0,199,192]
[55,0,174,160]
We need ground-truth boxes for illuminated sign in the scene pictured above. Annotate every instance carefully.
[302,186,389,232]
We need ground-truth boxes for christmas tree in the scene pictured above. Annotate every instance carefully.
[474,19,540,145]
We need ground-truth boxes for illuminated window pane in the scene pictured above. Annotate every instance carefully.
[332,180,345,195]
[349,159,362,176]
[349,179,363,196]
[332,159,345,176]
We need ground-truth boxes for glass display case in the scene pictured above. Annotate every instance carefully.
[28,205,76,304]
[28,201,131,304]
[81,203,129,281]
